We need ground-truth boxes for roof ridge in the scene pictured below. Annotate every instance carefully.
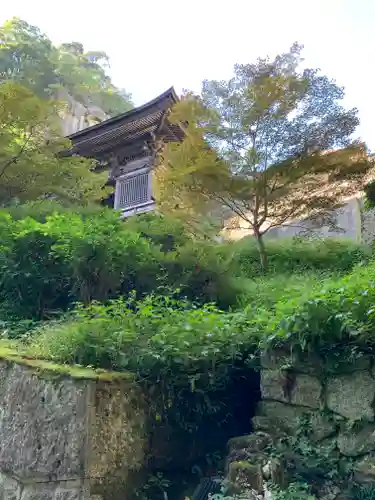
[68,87,178,140]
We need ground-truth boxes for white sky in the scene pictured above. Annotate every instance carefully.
[1,0,375,147]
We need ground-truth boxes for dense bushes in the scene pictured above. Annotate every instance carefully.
[29,258,375,378]
[0,209,239,320]
[269,259,375,351]
[30,295,254,375]
[3,205,375,493]
[225,237,371,277]
[29,294,260,475]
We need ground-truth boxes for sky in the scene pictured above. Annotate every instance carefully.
[1,0,375,147]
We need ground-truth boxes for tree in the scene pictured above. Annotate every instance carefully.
[156,44,372,269]
[0,18,133,116]
[0,80,108,206]
[0,18,57,97]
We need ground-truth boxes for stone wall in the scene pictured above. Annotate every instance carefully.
[226,348,375,498]
[0,359,146,500]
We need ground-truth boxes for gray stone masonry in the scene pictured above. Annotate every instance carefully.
[0,360,146,500]
[231,348,375,499]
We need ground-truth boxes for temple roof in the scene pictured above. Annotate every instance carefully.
[67,87,183,162]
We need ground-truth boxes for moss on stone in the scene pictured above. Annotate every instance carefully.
[0,341,134,382]
[230,460,255,472]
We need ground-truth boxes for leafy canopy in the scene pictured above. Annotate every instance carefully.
[0,17,132,115]
[157,44,371,268]
[0,80,107,206]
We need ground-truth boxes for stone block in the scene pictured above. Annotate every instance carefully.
[337,424,375,456]
[260,370,289,402]
[269,458,287,488]
[314,481,341,500]
[20,486,54,500]
[0,360,146,500]
[326,371,375,421]
[290,374,322,408]
[353,455,375,483]
[226,432,273,469]
[54,488,82,500]
[308,412,336,442]
[254,401,310,435]
[260,347,323,375]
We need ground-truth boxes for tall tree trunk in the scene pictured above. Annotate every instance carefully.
[255,230,268,272]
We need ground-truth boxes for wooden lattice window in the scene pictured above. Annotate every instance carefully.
[114,168,152,211]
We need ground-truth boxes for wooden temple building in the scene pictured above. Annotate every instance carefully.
[68,87,183,217]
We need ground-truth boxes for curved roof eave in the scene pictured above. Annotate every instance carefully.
[67,87,179,141]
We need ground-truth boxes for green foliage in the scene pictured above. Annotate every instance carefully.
[352,485,375,500]
[158,43,370,270]
[134,472,171,500]
[0,17,132,115]
[29,295,253,377]
[237,272,326,311]
[226,237,370,278]
[123,213,190,251]
[267,259,375,351]
[0,209,240,320]
[364,180,375,209]
[0,80,107,206]
[269,482,316,500]
[0,210,161,319]
[3,199,106,222]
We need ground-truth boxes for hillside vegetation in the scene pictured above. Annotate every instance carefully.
[0,203,374,498]
[0,18,133,115]
[1,23,375,498]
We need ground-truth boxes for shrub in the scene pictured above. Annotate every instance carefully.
[237,271,327,310]
[0,210,162,319]
[1,200,106,222]
[30,294,255,376]
[0,210,240,320]
[30,295,260,465]
[225,237,370,277]
[163,241,241,309]
[260,259,375,353]
[123,212,190,251]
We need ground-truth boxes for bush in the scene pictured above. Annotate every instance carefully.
[225,237,371,277]
[237,271,327,310]
[254,259,375,355]
[0,210,162,319]
[163,241,242,309]
[123,212,190,251]
[30,295,255,374]
[30,295,260,470]
[1,200,106,222]
[0,210,240,320]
